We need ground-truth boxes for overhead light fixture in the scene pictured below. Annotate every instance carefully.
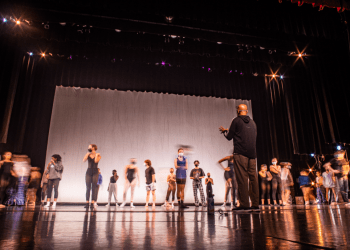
[298,54,302,57]
[16,20,20,25]
[217,42,222,44]
[165,16,174,23]
[3,18,7,23]
[115,29,121,32]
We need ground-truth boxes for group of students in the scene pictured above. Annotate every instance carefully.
[258,158,293,206]
[0,152,45,207]
[257,150,349,206]
[42,145,216,209]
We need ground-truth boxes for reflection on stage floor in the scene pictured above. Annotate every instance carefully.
[0,204,349,249]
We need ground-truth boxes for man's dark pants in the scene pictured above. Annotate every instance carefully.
[233,154,259,207]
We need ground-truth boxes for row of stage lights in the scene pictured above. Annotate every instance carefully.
[2,15,309,60]
[3,15,307,79]
[26,51,285,78]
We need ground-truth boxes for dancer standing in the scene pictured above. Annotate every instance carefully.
[163,168,176,208]
[218,155,238,209]
[270,158,282,206]
[0,151,15,208]
[41,168,49,204]
[219,104,259,211]
[44,154,64,208]
[315,170,327,204]
[259,164,272,206]
[280,163,293,206]
[174,148,189,209]
[120,158,140,208]
[144,159,156,208]
[190,160,206,207]
[83,144,101,209]
[27,167,42,206]
[106,170,119,207]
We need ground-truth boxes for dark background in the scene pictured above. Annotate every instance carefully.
[1,0,350,195]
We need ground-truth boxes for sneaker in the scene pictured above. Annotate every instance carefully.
[195,204,199,207]
[221,203,226,207]
[84,204,89,208]
[92,203,97,209]
[105,204,110,207]
[52,203,56,208]
[120,202,126,208]
[152,204,156,208]
[130,204,135,208]
[231,204,235,209]
[305,201,310,205]
[171,204,174,209]
[162,203,167,207]
[44,203,50,208]
[115,203,119,207]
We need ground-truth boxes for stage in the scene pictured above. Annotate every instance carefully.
[0,205,349,249]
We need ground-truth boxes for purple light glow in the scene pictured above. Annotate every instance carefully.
[202,67,205,69]
[208,68,211,71]
[161,61,165,65]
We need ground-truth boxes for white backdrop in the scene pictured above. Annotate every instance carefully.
[45,86,253,203]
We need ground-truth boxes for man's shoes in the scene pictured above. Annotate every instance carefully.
[232,206,251,212]
[180,201,189,209]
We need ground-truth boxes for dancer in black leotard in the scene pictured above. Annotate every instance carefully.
[218,155,239,209]
[83,144,102,209]
[259,164,272,206]
[0,151,16,208]
[120,158,140,208]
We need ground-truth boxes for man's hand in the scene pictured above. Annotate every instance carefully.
[219,126,228,133]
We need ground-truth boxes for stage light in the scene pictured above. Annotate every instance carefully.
[309,169,312,172]
[41,53,45,57]
[170,35,177,39]
[272,74,275,78]
[16,20,20,25]
[208,68,212,72]
[312,182,314,185]
[280,75,283,79]
[28,52,33,56]
[3,18,7,23]
[217,42,222,44]
[229,70,232,73]
[115,29,121,32]
[310,153,315,157]
[298,54,302,57]
[337,145,341,150]
[253,72,258,76]
[161,61,165,66]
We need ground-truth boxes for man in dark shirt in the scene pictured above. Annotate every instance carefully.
[219,104,259,211]
[144,159,156,208]
[190,160,206,207]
